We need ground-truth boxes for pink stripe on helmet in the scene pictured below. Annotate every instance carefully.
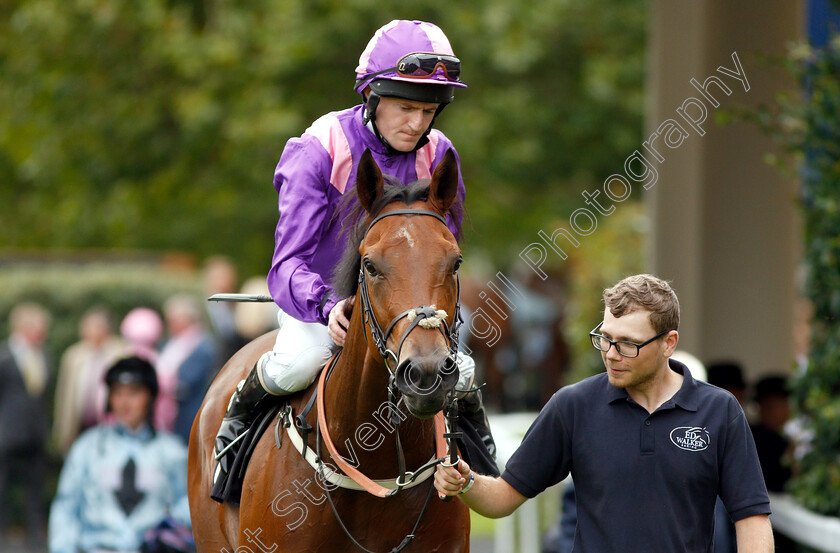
[355,19,401,75]
[418,21,455,56]
[304,114,353,193]
[415,130,441,180]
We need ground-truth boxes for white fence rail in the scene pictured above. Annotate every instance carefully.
[488,413,549,553]
[769,492,840,553]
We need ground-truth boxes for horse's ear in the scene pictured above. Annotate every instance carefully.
[429,149,459,214]
[356,149,384,213]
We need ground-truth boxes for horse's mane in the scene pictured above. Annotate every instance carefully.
[331,176,463,299]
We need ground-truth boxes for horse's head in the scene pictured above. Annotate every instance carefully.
[337,149,463,419]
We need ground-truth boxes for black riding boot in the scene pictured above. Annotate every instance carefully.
[458,388,500,477]
[213,364,272,484]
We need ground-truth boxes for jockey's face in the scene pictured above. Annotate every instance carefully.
[374,96,439,152]
[110,383,153,430]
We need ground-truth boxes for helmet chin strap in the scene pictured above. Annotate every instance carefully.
[365,118,399,156]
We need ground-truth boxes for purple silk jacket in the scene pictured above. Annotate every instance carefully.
[267,104,466,325]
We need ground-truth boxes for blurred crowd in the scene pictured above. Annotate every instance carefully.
[0,256,278,552]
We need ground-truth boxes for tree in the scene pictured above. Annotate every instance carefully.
[755,1,840,516]
[0,0,646,276]
[785,34,840,518]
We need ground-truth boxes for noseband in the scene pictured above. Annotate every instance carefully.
[306,208,464,552]
[357,209,463,377]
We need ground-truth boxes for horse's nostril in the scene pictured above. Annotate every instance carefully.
[439,356,457,377]
[396,360,417,386]
[407,363,426,388]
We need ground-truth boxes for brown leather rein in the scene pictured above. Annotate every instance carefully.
[314,208,461,498]
[316,351,447,498]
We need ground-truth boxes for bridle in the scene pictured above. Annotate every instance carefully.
[357,208,463,394]
[310,207,465,553]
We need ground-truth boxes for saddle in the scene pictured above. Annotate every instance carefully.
[210,400,282,505]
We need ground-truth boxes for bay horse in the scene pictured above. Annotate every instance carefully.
[188,149,471,552]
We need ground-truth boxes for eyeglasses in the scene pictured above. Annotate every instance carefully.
[364,53,462,82]
[589,322,671,358]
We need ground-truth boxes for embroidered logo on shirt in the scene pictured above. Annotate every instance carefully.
[669,426,710,451]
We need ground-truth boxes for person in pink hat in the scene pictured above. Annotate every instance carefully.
[212,20,498,494]
[120,307,164,363]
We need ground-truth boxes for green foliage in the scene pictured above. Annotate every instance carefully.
[768,36,840,517]
[0,262,201,363]
[563,202,647,382]
[0,0,646,273]
[439,0,647,260]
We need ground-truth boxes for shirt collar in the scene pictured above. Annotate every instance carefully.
[606,358,700,412]
[670,359,700,410]
[356,105,390,155]
[111,421,155,441]
[8,334,37,356]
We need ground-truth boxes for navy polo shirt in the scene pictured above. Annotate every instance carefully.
[502,360,770,553]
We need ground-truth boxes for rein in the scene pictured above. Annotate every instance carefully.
[313,352,448,553]
[315,351,448,498]
[286,207,465,553]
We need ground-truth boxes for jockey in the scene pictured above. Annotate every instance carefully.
[49,357,191,553]
[213,19,498,488]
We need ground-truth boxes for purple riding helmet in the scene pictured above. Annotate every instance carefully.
[354,20,467,151]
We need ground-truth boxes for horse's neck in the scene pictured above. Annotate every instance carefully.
[324,312,435,472]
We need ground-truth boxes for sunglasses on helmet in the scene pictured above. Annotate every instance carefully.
[363,52,462,82]
[396,52,461,80]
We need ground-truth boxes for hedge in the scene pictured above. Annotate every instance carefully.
[0,259,203,365]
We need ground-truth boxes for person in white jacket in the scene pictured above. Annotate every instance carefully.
[49,356,191,553]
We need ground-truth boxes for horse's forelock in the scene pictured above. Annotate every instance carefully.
[330,178,461,300]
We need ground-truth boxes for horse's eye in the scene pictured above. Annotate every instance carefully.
[453,257,463,274]
[364,259,379,277]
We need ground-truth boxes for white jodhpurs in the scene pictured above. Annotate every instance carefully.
[255,310,476,396]
[256,310,333,395]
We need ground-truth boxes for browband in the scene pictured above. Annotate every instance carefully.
[365,209,447,236]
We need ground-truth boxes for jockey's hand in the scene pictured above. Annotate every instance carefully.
[435,458,472,499]
[328,297,354,347]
